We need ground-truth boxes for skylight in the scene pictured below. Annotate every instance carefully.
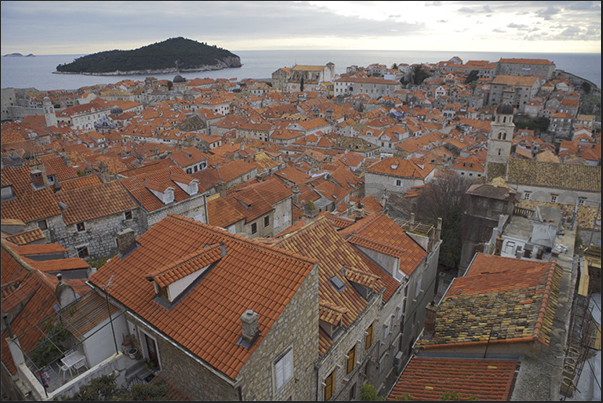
[329,276,345,292]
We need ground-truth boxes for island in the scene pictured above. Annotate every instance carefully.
[4,53,35,57]
[54,37,241,76]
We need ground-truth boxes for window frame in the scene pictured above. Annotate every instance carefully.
[365,323,373,350]
[124,210,133,220]
[264,215,270,228]
[251,222,258,234]
[273,348,293,392]
[346,345,356,374]
[38,219,48,231]
[77,245,89,259]
[324,369,336,401]
[76,222,86,232]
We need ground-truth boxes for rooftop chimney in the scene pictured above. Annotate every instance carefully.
[355,202,365,221]
[30,164,47,189]
[291,184,300,205]
[116,228,137,256]
[55,273,76,308]
[424,301,438,336]
[240,309,259,348]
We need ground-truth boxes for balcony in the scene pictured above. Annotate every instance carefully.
[6,291,158,400]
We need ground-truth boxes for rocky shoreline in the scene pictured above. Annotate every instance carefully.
[53,56,242,76]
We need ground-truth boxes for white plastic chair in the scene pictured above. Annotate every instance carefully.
[73,357,89,375]
[58,362,71,381]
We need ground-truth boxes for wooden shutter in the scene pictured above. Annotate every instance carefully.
[365,323,373,349]
[347,345,356,374]
[324,369,336,400]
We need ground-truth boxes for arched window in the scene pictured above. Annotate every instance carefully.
[503,116,506,123]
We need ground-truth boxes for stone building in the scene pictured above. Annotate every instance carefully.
[334,77,401,99]
[493,58,556,80]
[87,214,319,401]
[488,75,540,110]
[486,104,515,166]
[271,63,336,93]
[119,166,208,232]
[53,180,141,260]
[364,157,436,199]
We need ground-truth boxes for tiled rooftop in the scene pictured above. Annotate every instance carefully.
[88,214,316,380]
[506,159,601,192]
[387,357,519,401]
[418,253,562,349]
[54,181,138,225]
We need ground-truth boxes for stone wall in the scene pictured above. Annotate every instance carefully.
[145,193,207,231]
[238,263,319,401]
[317,291,382,401]
[55,210,142,259]
[126,313,239,401]
[272,197,293,236]
[365,172,424,200]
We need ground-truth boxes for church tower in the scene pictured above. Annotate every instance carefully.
[43,96,57,127]
[487,103,515,165]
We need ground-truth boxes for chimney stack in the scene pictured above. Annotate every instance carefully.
[291,184,300,205]
[55,273,76,308]
[30,164,47,189]
[116,228,136,256]
[355,202,365,221]
[424,302,438,336]
[241,309,259,347]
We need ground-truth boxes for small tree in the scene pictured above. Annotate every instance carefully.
[300,77,305,92]
[167,81,173,91]
[392,63,399,70]
[359,384,385,401]
[64,373,171,401]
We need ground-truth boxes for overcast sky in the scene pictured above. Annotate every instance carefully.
[1,1,601,55]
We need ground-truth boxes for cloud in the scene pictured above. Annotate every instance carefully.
[492,28,506,33]
[437,20,448,23]
[535,6,560,20]
[507,23,528,29]
[566,1,601,11]
[425,1,442,6]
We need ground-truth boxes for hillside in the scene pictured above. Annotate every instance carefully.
[55,37,241,75]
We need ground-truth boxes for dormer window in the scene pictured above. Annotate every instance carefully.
[1,186,15,202]
[76,222,86,232]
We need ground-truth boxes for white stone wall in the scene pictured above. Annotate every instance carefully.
[365,172,425,199]
[145,194,207,231]
[272,197,293,236]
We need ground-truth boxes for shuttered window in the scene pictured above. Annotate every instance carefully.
[347,345,356,374]
[274,349,293,391]
[324,369,336,400]
[365,323,373,350]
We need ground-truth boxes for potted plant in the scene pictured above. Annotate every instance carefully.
[122,333,136,351]
[127,348,138,359]
[143,358,157,371]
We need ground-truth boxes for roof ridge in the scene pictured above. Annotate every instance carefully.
[167,214,317,265]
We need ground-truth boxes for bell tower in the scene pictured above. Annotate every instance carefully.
[43,96,57,128]
[487,103,515,165]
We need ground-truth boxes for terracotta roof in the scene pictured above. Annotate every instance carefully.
[274,166,312,185]
[214,159,257,184]
[89,214,316,380]
[11,243,67,256]
[418,253,562,349]
[23,257,89,273]
[344,213,427,277]
[498,58,554,65]
[366,157,434,179]
[491,75,538,87]
[54,181,137,225]
[1,165,62,223]
[226,187,274,224]
[506,159,600,192]
[39,157,78,182]
[273,217,387,355]
[207,195,246,228]
[4,228,45,245]
[59,175,103,191]
[120,166,203,212]
[387,357,519,401]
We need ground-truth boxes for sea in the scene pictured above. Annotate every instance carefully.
[1,49,601,91]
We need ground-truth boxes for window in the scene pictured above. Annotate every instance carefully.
[346,345,356,374]
[395,179,402,186]
[383,318,391,338]
[38,219,48,230]
[124,210,133,220]
[77,246,89,259]
[578,198,586,206]
[365,323,373,350]
[274,349,293,391]
[324,369,336,400]
[551,195,558,203]
[349,383,357,401]
[523,192,531,200]
[76,222,86,232]
[264,216,270,228]
[251,222,258,234]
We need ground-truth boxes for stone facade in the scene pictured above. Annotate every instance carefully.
[271,197,293,236]
[364,171,434,200]
[56,209,142,260]
[141,193,208,232]
[237,264,319,401]
[120,264,319,401]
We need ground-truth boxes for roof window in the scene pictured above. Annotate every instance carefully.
[329,276,346,292]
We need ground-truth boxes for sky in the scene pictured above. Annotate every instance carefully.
[1,1,601,55]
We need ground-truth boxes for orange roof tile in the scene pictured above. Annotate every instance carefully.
[54,181,137,225]
[207,196,246,228]
[89,214,316,380]
[388,357,519,401]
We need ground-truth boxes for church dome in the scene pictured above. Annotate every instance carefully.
[496,103,514,115]
[173,74,185,83]
[110,106,123,116]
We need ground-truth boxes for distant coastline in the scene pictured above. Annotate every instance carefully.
[52,63,242,77]
[4,53,35,57]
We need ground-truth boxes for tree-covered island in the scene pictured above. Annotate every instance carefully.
[55,37,241,75]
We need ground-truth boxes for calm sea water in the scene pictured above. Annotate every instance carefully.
[2,50,600,91]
